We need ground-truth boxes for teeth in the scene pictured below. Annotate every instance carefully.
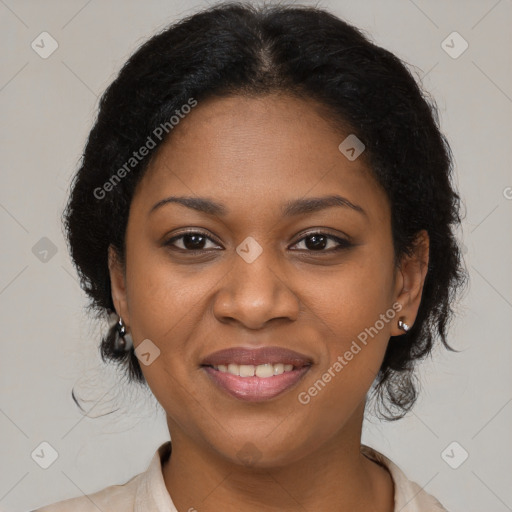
[239,364,255,377]
[213,363,297,377]
[273,363,284,376]
[257,364,274,378]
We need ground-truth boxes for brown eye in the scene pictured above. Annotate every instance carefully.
[164,231,221,252]
[163,230,352,254]
[290,232,352,252]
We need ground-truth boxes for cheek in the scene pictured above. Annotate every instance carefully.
[123,245,222,403]
[123,247,207,416]
[299,246,396,400]
[125,241,209,340]
[309,248,396,340]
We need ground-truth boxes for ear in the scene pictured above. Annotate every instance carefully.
[108,244,130,327]
[391,230,429,336]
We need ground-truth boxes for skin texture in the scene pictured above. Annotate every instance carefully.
[108,93,429,512]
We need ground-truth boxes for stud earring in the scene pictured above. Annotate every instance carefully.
[397,317,410,332]
[114,316,133,352]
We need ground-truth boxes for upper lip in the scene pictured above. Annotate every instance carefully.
[201,346,313,368]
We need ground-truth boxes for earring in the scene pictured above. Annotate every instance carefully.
[397,317,410,333]
[114,316,133,352]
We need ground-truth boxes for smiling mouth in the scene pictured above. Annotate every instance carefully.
[201,363,312,402]
[200,345,313,401]
[202,362,303,377]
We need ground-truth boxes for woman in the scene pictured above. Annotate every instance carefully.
[34,1,466,510]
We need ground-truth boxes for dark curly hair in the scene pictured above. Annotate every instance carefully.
[63,1,468,420]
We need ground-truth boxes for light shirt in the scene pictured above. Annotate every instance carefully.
[34,441,448,511]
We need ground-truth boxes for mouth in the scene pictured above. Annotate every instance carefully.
[200,346,313,402]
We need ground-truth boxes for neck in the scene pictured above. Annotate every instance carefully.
[162,403,394,512]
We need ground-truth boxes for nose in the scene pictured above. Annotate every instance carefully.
[212,249,300,330]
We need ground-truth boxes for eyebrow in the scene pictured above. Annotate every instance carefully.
[148,194,367,218]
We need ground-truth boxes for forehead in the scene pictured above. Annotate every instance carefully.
[132,93,389,225]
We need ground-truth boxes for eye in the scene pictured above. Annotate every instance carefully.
[289,232,352,252]
[163,230,352,254]
[164,230,222,252]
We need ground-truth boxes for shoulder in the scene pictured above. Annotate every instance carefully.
[32,441,173,512]
[32,472,142,512]
[361,444,450,512]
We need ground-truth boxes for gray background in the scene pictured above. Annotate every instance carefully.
[1,0,511,511]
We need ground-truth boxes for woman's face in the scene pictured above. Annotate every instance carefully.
[109,93,427,466]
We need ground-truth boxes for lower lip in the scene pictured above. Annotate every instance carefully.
[202,365,311,402]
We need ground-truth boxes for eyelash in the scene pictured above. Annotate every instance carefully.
[163,230,352,254]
